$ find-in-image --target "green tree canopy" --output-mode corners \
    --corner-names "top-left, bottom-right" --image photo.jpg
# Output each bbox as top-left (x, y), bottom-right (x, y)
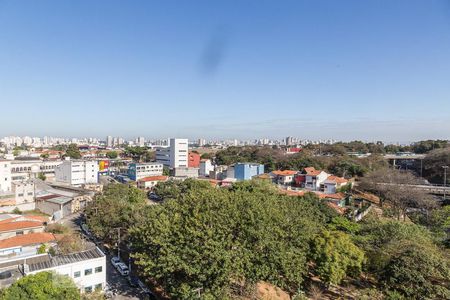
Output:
top-left (130, 180), bottom-right (332, 299)
top-left (65, 144), bottom-right (81, 159)
top-left (105, 150), bottom-right (118, 159)
top-left (311, 229), bottom-right (364, 285)
top-left (0, 271), bottom-right (80, 300)
top-left (85, 184), bottom-right (147, 245)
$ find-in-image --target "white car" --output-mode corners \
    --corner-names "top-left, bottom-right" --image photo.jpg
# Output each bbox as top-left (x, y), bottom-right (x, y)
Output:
top-left (110, 256), bottom-right (121, 268)
top-left (116, 263), bottom-right (129, 276)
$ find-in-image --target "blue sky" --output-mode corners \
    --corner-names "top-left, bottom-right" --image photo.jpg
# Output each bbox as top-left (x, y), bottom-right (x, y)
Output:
top-left (1, 0), bottom-right (450, 142)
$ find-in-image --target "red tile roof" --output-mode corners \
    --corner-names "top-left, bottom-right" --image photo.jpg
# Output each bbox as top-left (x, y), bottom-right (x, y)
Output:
top-left (0, 232), bottom-right (56, 249)
top-left (272, 170), bottom-right (297, 176)
top-left (304, 167), bottom-right (323, 176)
top-left (0, 221), bottom-right (45, 233)
top-left (326, 175), bottom-right (348, 184)
top-left (138, 176), bottom-right (168, 182)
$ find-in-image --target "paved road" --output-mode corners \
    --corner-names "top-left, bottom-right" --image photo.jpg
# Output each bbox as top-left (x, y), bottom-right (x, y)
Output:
top-left (57, 213), bottom-right (148, 299)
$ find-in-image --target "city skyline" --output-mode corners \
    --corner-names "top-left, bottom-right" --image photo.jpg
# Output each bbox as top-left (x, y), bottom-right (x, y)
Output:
top-left (1, 1), bottom-right (450, 140)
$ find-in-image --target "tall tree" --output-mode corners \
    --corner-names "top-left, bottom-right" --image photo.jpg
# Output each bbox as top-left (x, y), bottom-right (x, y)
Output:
top-left (0, 271), bottom-right (80, 300)
top-left (65, 144), bottom-right (81, 159)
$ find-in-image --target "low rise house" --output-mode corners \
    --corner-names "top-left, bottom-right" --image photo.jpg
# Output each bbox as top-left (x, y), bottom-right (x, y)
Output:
top-left (271, 170), bottom-right (297, 185)
top-left (0, 215), bottom-right (47, 240)
top-left (137, 175), bottom-right (168, 189)
top-left (0, 232), bottom-right (56, 258)
top-left (323, 175), bottom-right (349, 194)
top-left (303, 167), bottom-right (329, 191)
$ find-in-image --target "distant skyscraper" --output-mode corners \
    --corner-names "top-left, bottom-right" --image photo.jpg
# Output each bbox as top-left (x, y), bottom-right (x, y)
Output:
top-left (106, 136), bottom-right (113, 148)
top-left (137, 137), bottom-right (145, 147)
top-left (198, 138), bottom-right (206, 147)
top-left (286, 136), bottom-right (294, 146)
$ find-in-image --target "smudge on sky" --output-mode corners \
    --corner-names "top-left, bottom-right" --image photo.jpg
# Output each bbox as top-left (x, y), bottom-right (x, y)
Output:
top-left (199, 28), bottom-right (229, 76)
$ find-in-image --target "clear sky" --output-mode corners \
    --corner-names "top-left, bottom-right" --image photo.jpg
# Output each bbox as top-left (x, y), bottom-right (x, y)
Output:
top-left (1, 0), bottom-right (450, 142)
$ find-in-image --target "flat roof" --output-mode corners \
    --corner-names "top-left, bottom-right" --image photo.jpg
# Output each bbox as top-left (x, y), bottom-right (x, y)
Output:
top-left (27, 247), bottom-right (104, 272)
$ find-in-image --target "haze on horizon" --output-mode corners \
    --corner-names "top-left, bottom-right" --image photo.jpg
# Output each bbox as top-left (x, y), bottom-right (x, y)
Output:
top-left (1, 0), bottom-right (450, 141)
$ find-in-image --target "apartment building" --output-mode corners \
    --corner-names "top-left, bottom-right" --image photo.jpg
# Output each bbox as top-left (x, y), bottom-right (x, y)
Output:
top-left (128, 162), bottom-right (164, 181)
top-left (156, 138), bottom-right (189, 168)
top-left (55, 159), bottom-right (99, 186)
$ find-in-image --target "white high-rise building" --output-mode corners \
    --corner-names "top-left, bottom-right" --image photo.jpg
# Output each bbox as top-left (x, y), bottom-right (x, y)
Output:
top-left (170, 138), bottom-right (188, 168)
top-left (106, 136), bottom-right (113, 148)
top-left (55, 159), bottom-right (99, 186)
top-left (156, 138), bottom-right (188, 168)
top-left (137, 137), bottom-right (145, 147)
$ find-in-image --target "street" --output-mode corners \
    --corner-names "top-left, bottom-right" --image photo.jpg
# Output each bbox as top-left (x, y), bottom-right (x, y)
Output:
top-left (58, 213), bottom-right (149, 300)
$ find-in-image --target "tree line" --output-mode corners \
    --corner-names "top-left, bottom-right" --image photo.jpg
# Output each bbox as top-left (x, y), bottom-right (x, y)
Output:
top-left (84, 180), bottom-right (449, 299)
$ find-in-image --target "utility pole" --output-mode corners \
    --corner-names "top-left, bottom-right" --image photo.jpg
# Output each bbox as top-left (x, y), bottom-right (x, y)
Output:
top-left (443, 166), bottom-right (448, 201)
top-left (117, 227), bottom-right (121, 258)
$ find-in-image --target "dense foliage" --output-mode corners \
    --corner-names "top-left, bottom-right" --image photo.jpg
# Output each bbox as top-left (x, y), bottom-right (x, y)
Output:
top-left (85, 184), bottom-right (147, 245)
top-left (129, 180), bottom-right (360, 299)
top-left (0, 271), bottom-right (80, 300)
top-left (65, 143), bottom-right (81, 159)
top-left (356, 217), bottom-right (450, 299)
top-left (214, 146), bottom-right (387, 176)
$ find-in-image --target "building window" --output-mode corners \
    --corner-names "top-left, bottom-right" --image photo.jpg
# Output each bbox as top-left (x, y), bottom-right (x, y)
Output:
top-left (84, 268), bottom-right (92, 276)
top-left (74, 271), bottom-right (81, 278)
top-left (95, 266), bottom-right (102, 273)
top-left (84, 286), bottom-right (92, 293)
top-left (94, 283), bottom-right (102, 291)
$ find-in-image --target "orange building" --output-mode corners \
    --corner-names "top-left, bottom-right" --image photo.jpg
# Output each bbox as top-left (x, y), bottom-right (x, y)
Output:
top-left (188, 152), bottom-right (201, 168)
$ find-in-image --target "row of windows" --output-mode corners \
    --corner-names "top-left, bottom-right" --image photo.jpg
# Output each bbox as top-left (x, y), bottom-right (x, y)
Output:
top-left (74, 266), bottom-right (102, 278)
top-left (17, 192), bottom-right (33, 197)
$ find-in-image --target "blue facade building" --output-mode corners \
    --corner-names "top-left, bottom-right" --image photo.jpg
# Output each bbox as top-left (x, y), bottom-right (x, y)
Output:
top-left (234, 163), bottom-right (265, 181)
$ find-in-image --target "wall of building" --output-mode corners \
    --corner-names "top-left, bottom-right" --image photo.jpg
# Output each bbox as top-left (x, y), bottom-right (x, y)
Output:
top-left (199, 160), bottom-right (214, 177)
top-left (170, 138), bottom-right (189, 168)
top-left (128, 163), bottom-right (163, 181)
top-left (188, 152), bottom-right (201, 168)
top-left (0, 161), bottom-right (11, 192)
top-left (26, 254), bottom-right (106, 293)
top-left (173, 167), bottom-right (199, 178)
top-left (234, 163), bottom-right (265, 180)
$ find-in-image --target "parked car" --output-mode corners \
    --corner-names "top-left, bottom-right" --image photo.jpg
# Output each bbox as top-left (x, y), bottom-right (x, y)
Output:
top-left (148, 192), bottom-right (162, 201)
top-left (116, 262), bottom-right (129, 276)
top-left (127, 275), bottom-right (140, 288)
top-left (110, 256), bottom-right (121, 268)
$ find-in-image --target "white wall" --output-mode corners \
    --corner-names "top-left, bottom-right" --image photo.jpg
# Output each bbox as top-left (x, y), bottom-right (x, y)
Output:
top-left (170, 138), bottom-right (188, 168)
top-left (26, 253), bottom-right (106, 293)
top-left (55, 160), bottom-right (99, 185)
top-left (199, 160), bottom-right (214, 177)
top-left (0, 161), bottom-right (11, 192)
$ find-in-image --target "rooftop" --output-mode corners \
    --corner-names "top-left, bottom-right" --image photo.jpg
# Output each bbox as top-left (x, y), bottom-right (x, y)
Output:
top-left (26, 247), bottom-right (104, 272)
top-left (304, 167), bottom-right (323, 176)
top-left (325, 175), bottom-right (348, 184)
top-left (0, 221), bottom-right (44, 233)
top-left (272, 170), bottom-right (297, 176)
top-left (138, 175), bottom-right (169, 182)
top-left (0, 233), bottom-right (56, 250)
